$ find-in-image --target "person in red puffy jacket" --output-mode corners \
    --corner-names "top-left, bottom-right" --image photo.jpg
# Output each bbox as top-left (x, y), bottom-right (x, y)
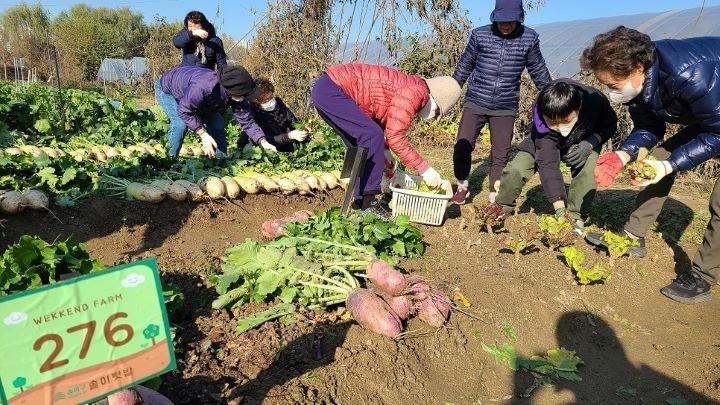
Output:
top-left (311, 63), bottom-right (462, 219)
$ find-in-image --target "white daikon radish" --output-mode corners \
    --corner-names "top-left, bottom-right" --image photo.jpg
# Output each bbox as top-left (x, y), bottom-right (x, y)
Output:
top-left (312, 171), bottom-right (328, 190)
top-left (0, 191), bottom-right (27, 214)
top-left (104, 146), bottom-right (119, 158)
top-left (271, 176), bottom-right (296, 195)
top-left (319, 172), bottom-right (339, 190)
top-left (120, 147), bottom-right (133, 158)
top-left (245, 172), bottom-right (279, 193)
top-left (126, 183), bottom-right (165, 203)
top-left (220, 176), bottom-right (241, 199)
top-left (23, 189), bottom-right (49, 210)
top-left (4, 147), bottom-right (22, 155)
top-left (20, 145), bottom-right (43, 156)
top-left (167, 181), bottom-right (189, 201)
top-left (198, 176), bottom-right (226, 199)
top-left (150, 179), bottom-right (173, 192)
top-left (233, 176), bottom-right (260, 194)
top-left (283, 173), bottom-right (311, 195)
top-left (40, 147), bottom-right (59, 159)
top-left (302, 172), bottom-right (321, 190)
top-left (174, 179), bottom-right (204, 202)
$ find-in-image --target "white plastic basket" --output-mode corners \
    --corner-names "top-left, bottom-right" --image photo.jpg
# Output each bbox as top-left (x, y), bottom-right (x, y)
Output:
top-left (389, 171), bottom-right (453, 226)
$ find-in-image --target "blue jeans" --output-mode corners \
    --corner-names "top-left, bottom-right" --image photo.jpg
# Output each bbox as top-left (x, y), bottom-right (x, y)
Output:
top-left (154, 79), bottom-right (228, 158)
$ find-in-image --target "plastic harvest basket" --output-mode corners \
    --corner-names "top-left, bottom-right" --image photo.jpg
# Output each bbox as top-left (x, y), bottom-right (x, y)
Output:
top-left (389, 171), bottom-right (453, 226)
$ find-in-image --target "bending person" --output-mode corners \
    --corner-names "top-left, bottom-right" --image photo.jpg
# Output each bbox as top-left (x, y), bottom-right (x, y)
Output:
top-left (311, 63), bottom-right (462, 220)
top-left (581, 26), bottom-right (720, 304)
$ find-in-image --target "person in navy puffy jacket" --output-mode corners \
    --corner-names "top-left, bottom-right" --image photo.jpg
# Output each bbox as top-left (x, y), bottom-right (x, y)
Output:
top-left (450, 0), bottom-right (551, 205)
top-left (581, 26), bottom-right (720, 304)
top-left (173, 11), bottom-right (227, 70)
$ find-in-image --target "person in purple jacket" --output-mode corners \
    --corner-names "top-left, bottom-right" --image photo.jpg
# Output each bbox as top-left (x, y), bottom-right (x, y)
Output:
top-left (155, 64), bottom-right (274, 158)
top-left (173, 11), bottom-right (227, 70)
top-left (488, 79), bottom-right (617, 232)
top-left (581, 26), bottom-right (720, 304)
top-left (451, 0), bottom-right (551, 205)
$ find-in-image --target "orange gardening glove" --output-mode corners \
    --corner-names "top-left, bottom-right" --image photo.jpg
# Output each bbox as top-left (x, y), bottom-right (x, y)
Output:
top-left (594, 151), bottom-right (627, 188)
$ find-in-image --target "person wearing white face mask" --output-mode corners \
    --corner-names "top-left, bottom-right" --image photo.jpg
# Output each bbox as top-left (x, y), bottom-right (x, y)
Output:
top-left (236, 77), bottom-right (311, 153)
top-left (581, 26), bottom-right (720, 304)
top-left (486, 79), bottom-right (617, 232)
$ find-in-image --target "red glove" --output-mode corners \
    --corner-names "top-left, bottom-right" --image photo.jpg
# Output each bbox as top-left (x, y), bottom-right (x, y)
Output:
top-left (594, 151), bottom-right (627, 188)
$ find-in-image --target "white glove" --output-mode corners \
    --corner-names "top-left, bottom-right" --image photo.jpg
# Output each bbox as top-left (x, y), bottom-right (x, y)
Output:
top-left (288, 129), bottom-right (309, 142)
top-left (199, 132), bottom-right (217, 158)
top-left (260, 139), bottom-right (278, 153)
top-left (420, 167), bottom-right (442, 188)
top-left (631, 159), bottom-right (673, 187)
top-left (191, 28), bottom-right (208, 39)
top-left (381, 173), bottom-right (395, 194)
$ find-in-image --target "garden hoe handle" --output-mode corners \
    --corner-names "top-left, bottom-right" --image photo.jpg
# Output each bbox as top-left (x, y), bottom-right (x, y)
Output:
top-left (341, 146), bottom-right (368, 217)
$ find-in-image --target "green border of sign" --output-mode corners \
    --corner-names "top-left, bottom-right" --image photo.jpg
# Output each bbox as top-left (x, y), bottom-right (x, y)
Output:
top-left (0, 258), bottom-right (176, 405)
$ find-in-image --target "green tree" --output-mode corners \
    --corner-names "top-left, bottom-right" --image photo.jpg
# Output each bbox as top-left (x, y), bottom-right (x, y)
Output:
top-left (51, 5), bottom-right (148, 83)
top-left (0, 4), bottom-right (52, 80)
top-left (144, 16), bottom-right (183, 80)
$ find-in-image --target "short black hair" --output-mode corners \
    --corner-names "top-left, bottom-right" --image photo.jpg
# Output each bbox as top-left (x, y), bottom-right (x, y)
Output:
top-left (537, 81), bottom-right (582, 120)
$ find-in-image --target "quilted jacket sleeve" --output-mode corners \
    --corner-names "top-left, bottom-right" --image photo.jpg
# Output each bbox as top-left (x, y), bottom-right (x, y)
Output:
top-left (525, 36), bottom-right (551, 90)
top-left (665, 62), bottom-right (720, 171)
top-left (452, 30), bottom-right (478, 88)
top-left (231, 101), bottom-right (267, 144)
top-left (385, 84), bottom-right (429, 171)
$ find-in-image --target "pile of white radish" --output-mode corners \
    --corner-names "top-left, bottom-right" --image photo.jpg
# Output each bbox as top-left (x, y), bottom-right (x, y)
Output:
top-left (0, 143), bottom-right (165, 163)
top-left (0, 189), bottom-right (50, 214)
top-left (1, 142), bottom-right (231, 163)
top-left (101, 170), bottom-right (347, 203)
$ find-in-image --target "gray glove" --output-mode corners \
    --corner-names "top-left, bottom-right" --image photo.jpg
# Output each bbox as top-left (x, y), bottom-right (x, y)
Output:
top-left (564, 138), bottom-right (597, 169)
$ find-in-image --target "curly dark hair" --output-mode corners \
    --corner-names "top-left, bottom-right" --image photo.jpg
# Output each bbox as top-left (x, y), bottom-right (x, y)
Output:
top-left (580, 26), bottom-right (656, 77)
top-left (253, 77), bottom-right (275, 95)
top-left (537, 81), bottom-right (583, 120)
top-left (184, 11), bottom-right (216, 36)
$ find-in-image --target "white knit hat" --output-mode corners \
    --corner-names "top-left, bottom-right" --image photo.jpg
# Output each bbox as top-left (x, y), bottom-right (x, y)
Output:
top-left (424, 76), bottom-right (462, 116)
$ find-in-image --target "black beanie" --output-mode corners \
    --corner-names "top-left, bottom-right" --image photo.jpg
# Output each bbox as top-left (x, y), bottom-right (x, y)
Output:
top-left (217, 65), bottom-right (259, 100)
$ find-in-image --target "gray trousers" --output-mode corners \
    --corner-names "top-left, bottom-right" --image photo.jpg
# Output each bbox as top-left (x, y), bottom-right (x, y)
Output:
top-left (495, 150), bottom-right (599, 218)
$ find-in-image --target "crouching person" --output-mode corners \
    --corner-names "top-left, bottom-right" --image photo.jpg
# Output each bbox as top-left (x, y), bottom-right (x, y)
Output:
top-left (488, 79), bottom-right (617, 231)
top-left (237, 77), bottom-right (310, 152)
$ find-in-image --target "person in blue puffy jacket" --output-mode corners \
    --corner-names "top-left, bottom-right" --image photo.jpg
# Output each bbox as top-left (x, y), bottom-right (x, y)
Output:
top-left (581, 26), bottom-right (720, 304)
top-left (451, 0), bottom-right (551, 205)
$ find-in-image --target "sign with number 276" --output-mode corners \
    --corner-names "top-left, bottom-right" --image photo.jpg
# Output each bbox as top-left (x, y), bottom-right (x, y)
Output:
top-left (0, 258), bottom-right (176, 404)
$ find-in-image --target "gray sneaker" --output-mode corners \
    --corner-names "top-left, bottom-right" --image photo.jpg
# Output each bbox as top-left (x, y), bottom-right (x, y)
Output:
top-left (585, 231), bottom-right (646, 258)
top-left (361, 200), bottom-right (393, 221)
top-left (660, 272), bottom-right (711, 304)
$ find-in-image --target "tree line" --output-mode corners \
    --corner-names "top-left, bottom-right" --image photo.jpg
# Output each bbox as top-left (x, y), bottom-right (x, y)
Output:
top-left (0, 4), bottom-right (245, 88)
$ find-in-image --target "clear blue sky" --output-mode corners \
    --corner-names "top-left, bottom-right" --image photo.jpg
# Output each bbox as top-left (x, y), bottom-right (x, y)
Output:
top-left (2, 0), bottom-right (718, 39)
